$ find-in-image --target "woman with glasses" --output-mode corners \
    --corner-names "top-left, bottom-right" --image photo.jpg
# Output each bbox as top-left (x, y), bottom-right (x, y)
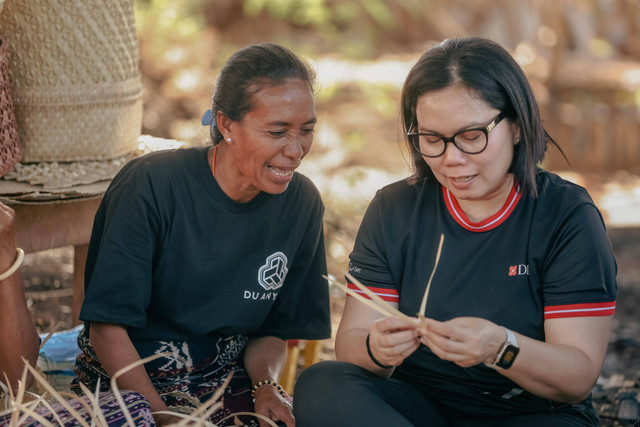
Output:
top-left (294, 37), bottom-right (616, 426)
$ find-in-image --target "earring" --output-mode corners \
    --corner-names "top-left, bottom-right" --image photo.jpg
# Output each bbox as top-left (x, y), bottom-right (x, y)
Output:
top-left (227, 138), bottom-right (231, 142)
top-left (515, 137), bottom-right (520, 144)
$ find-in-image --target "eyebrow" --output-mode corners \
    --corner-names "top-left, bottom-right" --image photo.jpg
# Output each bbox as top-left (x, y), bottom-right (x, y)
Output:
top-left (268, 117), bottom-right (318, 127)
top-left (418, 119), bottom-right (491, 134)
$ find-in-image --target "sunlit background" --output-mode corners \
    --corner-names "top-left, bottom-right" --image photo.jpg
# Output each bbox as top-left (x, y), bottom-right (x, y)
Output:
top-left (132, 0), bottom-right (640, 278)
top-left (1, 0), bottom-right (637, 409)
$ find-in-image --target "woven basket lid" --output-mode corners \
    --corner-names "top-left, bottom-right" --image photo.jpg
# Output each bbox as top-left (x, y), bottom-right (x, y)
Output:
top-left (0, 0), bottom-right (142, 162)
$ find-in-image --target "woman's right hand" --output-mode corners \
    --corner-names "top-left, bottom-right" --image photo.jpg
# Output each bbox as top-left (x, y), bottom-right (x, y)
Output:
top-left (368, 316), bottom-right (421, 368)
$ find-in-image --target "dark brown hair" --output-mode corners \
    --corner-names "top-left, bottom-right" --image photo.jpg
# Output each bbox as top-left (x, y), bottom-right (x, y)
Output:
top-left (208, 43), bottom-right (316, 145)
top-left (401, 37), bottom-right (563, 197)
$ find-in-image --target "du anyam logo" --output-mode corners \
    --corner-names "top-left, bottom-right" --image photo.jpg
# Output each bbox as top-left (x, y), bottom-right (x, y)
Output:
top-left (258, 251), bottom-right (288, 291)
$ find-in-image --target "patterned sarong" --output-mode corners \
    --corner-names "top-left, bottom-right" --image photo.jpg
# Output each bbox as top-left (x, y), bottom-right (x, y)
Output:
top-left (72, 327), bottom-right (258, 426)
top-left (0, 390), bottom-right (155, 426)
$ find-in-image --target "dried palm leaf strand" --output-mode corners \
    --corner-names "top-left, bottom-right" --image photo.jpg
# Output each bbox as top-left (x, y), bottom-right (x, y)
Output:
top-left (418, 234), bottom-right (445, 325)
top-left (111, 353), bottom-right (178, 426)
top-left (325, 275), bottom-right (420, 326)
top-left (29, 394), bottom-right (64, 426)
top-left (21, 360), bottom-right (91, 427)
top-left (76, 380), bottom-right (109, 426)
top-left (8, 404), bottom-right (55, 427)
top-left (38, 331), bottom-right (55, 350)
top-left (344, 272), bottom-right (407, 318)
top-left (324, 274), bottom-right (399, 318)
top-left (11, 365), bottom-right (31, 427)
top-left (175, 371), bottom-right (232, 426)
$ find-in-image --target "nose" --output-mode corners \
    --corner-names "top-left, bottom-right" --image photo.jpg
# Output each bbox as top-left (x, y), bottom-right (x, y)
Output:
top-left (283, 133), bottom-right (308, 160)
top-left (440, 141), bottom-right (467, 165)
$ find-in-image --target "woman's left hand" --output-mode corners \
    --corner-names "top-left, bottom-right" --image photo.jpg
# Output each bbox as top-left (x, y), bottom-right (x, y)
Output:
top-left (253, 385), bottom-right (295, 427)
top-left (418, 317), bottom-right (506, 367)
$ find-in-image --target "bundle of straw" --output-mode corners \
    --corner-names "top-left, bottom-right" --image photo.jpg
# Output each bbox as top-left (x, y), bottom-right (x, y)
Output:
top-left (0, 354), bottom-right (277, 426)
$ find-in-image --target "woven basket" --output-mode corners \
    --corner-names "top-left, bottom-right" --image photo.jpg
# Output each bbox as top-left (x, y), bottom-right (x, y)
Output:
top-left (0, 36), bottom-right (22, 176)
top-left (0, 0), bottom-right (142, 162)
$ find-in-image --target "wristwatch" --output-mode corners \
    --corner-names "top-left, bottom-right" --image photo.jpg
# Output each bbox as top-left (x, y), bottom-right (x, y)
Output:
top-left (487, 327), bottom-right (519, 369)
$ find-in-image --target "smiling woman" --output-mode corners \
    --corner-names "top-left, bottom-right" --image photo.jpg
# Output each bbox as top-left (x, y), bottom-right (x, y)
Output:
top-left (71, 43), bottom-right (331, 427)
top-left (215, 79), bottom-right (317, 202)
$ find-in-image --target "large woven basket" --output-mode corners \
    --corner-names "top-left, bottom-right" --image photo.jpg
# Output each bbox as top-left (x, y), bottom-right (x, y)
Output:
top-left (0, 0), bottom-right (142, 162)
top-left (0, 35), bottom-right (22, 176)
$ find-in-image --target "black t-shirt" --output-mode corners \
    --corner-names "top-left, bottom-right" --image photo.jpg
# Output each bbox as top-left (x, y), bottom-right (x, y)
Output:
top-left (348, 169), bottom-right (617, 417)
top-left (80, 146), bottom-right (331, 347)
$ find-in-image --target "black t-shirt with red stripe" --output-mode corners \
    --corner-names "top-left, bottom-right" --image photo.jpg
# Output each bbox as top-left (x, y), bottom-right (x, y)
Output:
top-left (347, 168), bottom-right (616, 417)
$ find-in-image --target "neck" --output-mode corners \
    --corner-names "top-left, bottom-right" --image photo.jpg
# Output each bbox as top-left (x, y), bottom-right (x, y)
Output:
top-left (456, 175), bottom-right (515, 222)
top-left (209, 144), bottom-right (259, 203)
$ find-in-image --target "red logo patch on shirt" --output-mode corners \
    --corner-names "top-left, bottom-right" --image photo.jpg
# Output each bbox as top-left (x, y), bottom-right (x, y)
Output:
top-left (508, 265), bottom-right (529, 277)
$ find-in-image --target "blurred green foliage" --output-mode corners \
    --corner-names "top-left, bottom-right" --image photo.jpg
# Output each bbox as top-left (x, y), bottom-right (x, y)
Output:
top-left (134, 0), bottom-right (207, 45)
top-left (243, 0), bottom-right (394, 29)
top-left (134, 0), bottom-right (423, 60)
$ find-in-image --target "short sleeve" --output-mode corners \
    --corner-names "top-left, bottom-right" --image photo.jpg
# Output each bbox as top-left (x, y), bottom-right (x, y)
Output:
top-left (79, 173), bottom-right (161, 328)
top-left (251, 196), bottom-right (331, 340)
top-left (542, 202), bottom-right (617, 319)
top-left (347, 191), bottom-right (400, 303)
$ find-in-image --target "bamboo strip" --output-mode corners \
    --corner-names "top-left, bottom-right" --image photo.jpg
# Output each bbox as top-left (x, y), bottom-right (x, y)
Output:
top-left (345, 272), bottom-right (413, 321)
top-left (324, 275), bottom-right (419, 326)
top-left (418, 234), bottom-right (445, 323)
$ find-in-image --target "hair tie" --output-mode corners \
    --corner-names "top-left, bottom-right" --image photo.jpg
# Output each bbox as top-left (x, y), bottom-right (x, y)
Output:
top-left (366, 333), bottom-right (393, 369)
top-left (201, 109), bottom-right (215, 127)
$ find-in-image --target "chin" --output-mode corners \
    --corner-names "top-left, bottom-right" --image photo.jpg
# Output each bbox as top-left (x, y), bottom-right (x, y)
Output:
top-left (264, 183), bottom-right (290, 195)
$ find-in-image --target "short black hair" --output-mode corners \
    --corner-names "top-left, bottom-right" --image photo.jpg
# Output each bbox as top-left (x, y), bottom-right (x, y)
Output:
top-left (400, 37), bottom-right (563, 197)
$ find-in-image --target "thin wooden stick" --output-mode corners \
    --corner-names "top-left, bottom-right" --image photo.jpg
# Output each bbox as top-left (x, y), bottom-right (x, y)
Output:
top-left (324, 275), bottom-right (419, 326)
top-left (324, 275), bottom-right (396, 318)
top-left (418, 233), bottom-right (445, 320)
top-left (344, 272), bottom-right (413, 321)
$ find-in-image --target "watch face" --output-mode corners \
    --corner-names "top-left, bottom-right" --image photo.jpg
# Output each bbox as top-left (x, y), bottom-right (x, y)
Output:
top-left (496, 344), bottom-right (520, 369)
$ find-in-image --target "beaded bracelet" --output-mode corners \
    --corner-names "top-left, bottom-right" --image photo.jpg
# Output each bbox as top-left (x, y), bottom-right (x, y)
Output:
top-left (251, 379), bottom-right (287, 400)
top-left (0, 248), bottom-right (24, 282)
top-left (366, 333), bottom-right (393, 369)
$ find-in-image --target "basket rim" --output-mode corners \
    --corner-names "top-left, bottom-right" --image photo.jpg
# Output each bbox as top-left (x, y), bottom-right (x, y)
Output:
top-left (11, 78), bottom-right (142, 106)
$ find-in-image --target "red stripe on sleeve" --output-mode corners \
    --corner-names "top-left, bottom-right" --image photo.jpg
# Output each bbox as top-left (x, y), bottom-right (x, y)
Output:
top-left (347, 282), bottom-right (400, 303)
top-left (544, 301), bottom-right (616, 319)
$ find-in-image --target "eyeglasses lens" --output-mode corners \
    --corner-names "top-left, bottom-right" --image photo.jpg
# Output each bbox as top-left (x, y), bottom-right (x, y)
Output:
top-left (411, 130), bottom-right (487, 157)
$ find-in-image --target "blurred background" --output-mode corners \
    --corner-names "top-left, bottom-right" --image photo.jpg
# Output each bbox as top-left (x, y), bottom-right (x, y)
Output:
top-left (130, 0), bottom-right (640, 261)
top-left (130, 0), bottom-right (640, 364)
top-left (22, 0), bottom-right (640, 400)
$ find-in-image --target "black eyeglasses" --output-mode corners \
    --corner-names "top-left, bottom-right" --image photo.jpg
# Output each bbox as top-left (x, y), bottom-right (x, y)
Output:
top-left (407, 112), bottom-right (506, 158)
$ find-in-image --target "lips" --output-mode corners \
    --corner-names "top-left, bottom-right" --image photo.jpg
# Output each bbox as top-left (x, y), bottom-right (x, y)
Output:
top-left (268, 166), bottom-right (294, 177)
top-left (447, 173), bottom-right (477, 190)
top-left (452, 175), bottom-right (475, 183)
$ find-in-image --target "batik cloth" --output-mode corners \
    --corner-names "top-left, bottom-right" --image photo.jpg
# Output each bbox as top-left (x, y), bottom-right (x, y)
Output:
top-left (0, 390), bottom-right (154, 426)
top-left (72, 327), bottom-right (258, 426)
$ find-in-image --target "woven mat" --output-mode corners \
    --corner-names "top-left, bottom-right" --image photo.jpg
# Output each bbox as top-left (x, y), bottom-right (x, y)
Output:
top-left (0, 135), bottom-right (189, 203)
